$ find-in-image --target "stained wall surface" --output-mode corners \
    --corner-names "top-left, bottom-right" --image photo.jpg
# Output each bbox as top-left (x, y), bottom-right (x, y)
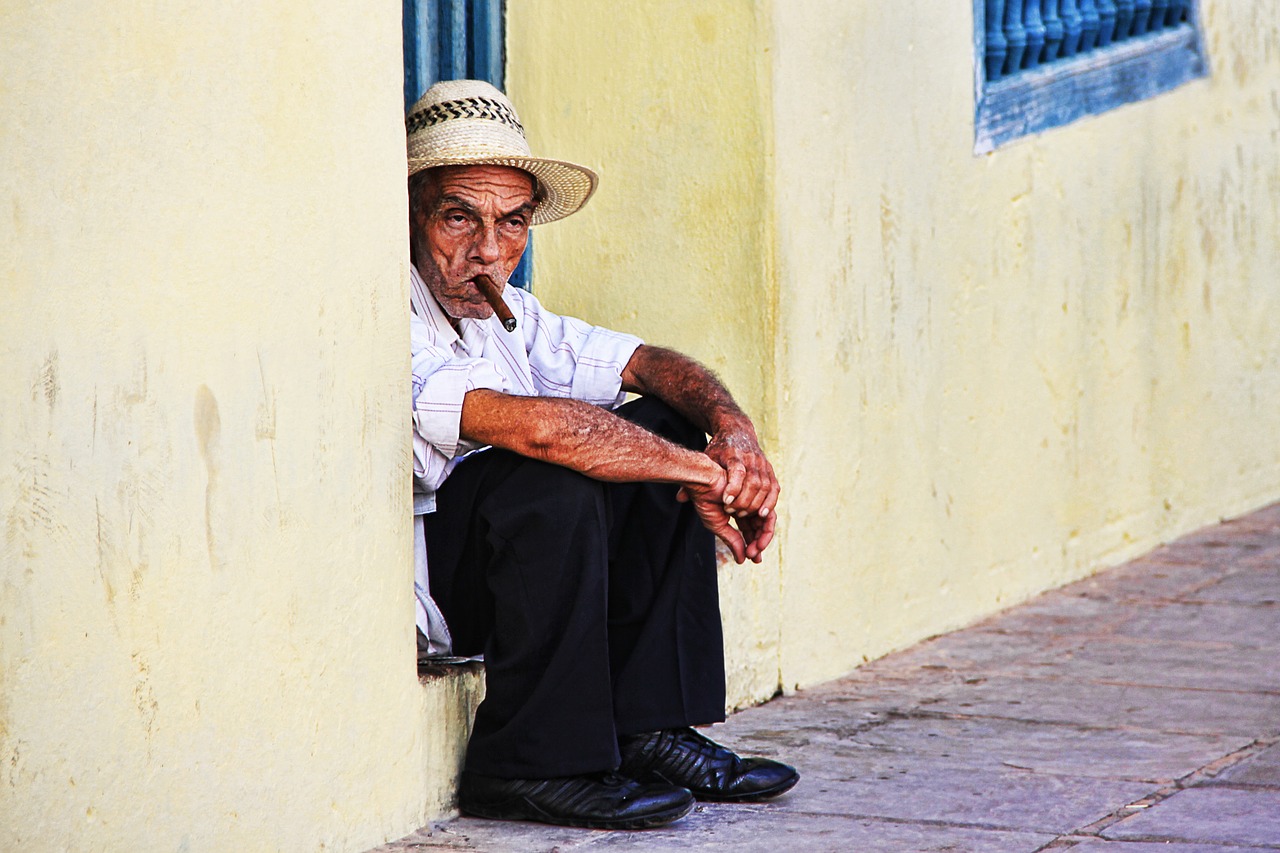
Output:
top-left (4, 0), bottom-right (1280, 849)
top-left (768, 0), bottom-right (1280, 687)
top-left (509, 0), bottom-right (1280, 696)
top-left (507, 0), bottom-right (785, 708)
top-left (0, 3), bottom-right (431, 850)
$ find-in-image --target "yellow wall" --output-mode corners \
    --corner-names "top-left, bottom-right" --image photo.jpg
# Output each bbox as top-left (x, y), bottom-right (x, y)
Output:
top-left (0, 3), bottom-right (431, 850)
top-left (510, 0), bottom-right (1280, 696)
top-left (769, 0), bottom-right (1280, 687)
top-left (507, 0), bottom-right (784, 708)
top-left (5, 0), bottom-right (1279, 847)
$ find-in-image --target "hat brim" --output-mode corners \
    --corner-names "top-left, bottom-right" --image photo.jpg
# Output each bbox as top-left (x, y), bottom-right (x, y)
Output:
top-left (407, 154), bottom-right (598, 226)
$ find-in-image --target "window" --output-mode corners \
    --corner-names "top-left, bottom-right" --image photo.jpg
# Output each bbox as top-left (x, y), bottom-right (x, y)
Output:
top-left (974, 0), bottom-right (1209, 152)
top-left (402, 0), bottom-right (531, 289)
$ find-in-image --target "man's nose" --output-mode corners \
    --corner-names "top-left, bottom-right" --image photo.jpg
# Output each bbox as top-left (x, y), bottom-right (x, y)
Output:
top-left (470, 222), bottom-right (501, 265)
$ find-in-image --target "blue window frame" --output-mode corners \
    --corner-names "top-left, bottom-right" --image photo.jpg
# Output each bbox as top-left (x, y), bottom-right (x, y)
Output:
top-left (403, 0), bottom-right (532, 289)
top-left (974, 0), bottom-right (1209, 152)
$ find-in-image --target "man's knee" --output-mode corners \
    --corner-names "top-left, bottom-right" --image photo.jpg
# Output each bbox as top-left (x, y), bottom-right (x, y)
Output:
top-left (480, 454), bottom-right (608, 535)
top-left (523, 458), bottom-right (606, 510)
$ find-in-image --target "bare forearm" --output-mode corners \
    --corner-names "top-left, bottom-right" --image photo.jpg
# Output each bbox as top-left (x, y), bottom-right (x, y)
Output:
top-left (459, 389), bottom-right (721, 488)
top-left (459, 385), bottom-right (769, 566)
top-left (620, 345), bottom-right (753, 438)
top-left (621, 344), bottom-right (778, 548)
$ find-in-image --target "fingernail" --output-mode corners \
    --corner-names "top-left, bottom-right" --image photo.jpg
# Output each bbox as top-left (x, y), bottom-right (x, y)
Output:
top-left (725, 495), bottom-right (735, 504)
top-left (759, 507), bottom-right (769, 517)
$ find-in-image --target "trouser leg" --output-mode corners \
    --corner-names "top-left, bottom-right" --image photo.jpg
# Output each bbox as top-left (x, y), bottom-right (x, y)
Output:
top-left (424, 398), bottom-right (725, 778)
top-left (426, 452), bottom-right (619, 778)
top-left (606, 398), bottom-right (726, 735)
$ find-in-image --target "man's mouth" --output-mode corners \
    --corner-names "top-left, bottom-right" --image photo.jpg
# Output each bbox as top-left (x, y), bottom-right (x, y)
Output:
top-left (464, 272), bottom-right (506, 298)
top-left (472, 274), bottom-right (518, 332)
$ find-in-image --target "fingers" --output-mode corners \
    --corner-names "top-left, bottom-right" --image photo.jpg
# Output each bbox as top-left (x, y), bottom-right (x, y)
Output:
top-left (714, 524), bottom-right (747, 565)
top-left (728, 463), bottom-right (758, 514)
top-left (757, 478), bottom-right (781, 520)
top-left (740, 511), bottom-right (776, 563)
top-left (707, 447), bottom-right (778, 518)
top-left (728, 458), bottom-right (778, 520)
top-left (722, 462), bottom-right (746, 510)
top-left (732, 461), bottom-right (770, 516)
top-left (688, 440), bottom-right (776, 565)
top-left (691, 495), bottom-right (747, 564)
top-left (689, 491), bottom-right (774, 566)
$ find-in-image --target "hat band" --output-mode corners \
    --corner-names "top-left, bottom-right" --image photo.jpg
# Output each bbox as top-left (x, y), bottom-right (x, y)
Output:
top-left (407, 96), bottom-right (526, 138)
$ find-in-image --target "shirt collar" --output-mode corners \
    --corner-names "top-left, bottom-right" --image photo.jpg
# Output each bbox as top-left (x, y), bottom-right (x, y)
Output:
top-left (409, 263), bottom-right (494, 352)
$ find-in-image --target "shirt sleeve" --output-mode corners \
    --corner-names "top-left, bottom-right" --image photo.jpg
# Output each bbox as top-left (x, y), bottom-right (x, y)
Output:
top-left (410, 312), bottom-right (509, 492)
top-left (510, 287), bottom-right (643, 409)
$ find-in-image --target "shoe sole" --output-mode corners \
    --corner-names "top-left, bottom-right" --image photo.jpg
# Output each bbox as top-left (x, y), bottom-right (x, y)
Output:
top-left (461, 795), bottom-right (695, 830)
top-left (690, 772), bottom-right (800, 803)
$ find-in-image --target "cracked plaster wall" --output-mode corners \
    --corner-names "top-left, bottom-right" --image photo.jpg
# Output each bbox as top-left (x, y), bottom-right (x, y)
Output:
top-left (3, 1), bottom-right (1279, 848)
top-left (509, 0), bottom-right (1280, 698)
top-left (0, 2), bottom-right (430, 851)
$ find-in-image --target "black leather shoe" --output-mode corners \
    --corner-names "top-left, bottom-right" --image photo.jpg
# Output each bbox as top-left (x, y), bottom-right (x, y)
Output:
top-left (619, 727), bottom-right (799, 803)
top-left (458, 769), bottom-right (694, 829)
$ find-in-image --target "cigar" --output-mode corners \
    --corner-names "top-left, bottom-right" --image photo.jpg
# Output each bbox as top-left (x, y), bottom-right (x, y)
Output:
top-left (474, 274), bottom-right (517, 332)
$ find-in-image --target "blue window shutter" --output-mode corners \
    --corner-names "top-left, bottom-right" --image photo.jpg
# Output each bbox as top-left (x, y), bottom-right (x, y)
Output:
top-left (469, 0), bottom-right (505, 90)
top-left (402, 0), bottom-right (531, 290)
top-left (975, 0), bottom-right (1208, 151)
top-left (404, 0), bottom-right (504, 108)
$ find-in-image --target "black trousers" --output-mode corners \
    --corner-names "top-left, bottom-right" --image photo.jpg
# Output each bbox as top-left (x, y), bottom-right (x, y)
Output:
top-left (424, 397), bottom-right (727, 779)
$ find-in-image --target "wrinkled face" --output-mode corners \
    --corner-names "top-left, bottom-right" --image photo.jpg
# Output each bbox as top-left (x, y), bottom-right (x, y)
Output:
top-left (409, 164), bottom-right (537, 322)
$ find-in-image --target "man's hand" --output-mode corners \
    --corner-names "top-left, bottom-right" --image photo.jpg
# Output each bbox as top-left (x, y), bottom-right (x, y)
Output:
top-left (705, 418), bottom-right (780, 520)
top-left (678, 465), bottom-right (776, 565)
top-left (734, 509), bottom-right (776, 565)
top-left (704, 420), bottom-right (778, 564)
top-left (678, 467), bottom-right (751, 565)
top-left (622, 344), bottom-right (781, 565)
top-left (461, 388), bottom-right (767, 563)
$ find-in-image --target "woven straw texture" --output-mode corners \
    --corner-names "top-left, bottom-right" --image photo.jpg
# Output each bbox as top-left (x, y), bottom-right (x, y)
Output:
top-left (406, 80), bottom-right (597, 225)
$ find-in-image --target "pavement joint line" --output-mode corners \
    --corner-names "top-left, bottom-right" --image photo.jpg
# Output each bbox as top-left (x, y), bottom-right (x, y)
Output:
top-left (766, 806), bottom-right (1063, 836)
top-left (1094, 834), bottom-right (1280, 850)
top-left (821, 705), bottom-right (1277, 740)
top-left (1035, 735), bottom-right (1280, 848)
top-left (1034, 835), bottom-right (1095, 851)
top-left (902, 709), bottom-right (1269, 740)
top-left (1177, 601), bottom-right (1280, 609)
top-left (1206, 780), bottom-right (1280, 790)
top-left (963, 633), bottom-right (1262, 648)
top-left (953, 675), bottom-right (1280, 697)
top-left (1177, 734), bottom-right (1280, 786)
top-left (903, 667), bottom-right (1280, 692)
top-left (909, 672), bottom-right (1279, 699)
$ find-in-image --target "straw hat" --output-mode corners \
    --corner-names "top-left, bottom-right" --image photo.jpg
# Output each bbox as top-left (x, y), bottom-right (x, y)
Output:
top-left (406, 79), bottom-right (598, 225)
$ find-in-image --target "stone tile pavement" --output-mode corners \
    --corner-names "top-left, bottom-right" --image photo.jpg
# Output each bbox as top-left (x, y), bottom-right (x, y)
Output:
top-left (369, 504), bottom-right (1280, 852)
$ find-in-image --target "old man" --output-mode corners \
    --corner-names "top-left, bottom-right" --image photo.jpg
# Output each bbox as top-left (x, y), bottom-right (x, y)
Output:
top-left (408, 80), bottom-right (797, 830)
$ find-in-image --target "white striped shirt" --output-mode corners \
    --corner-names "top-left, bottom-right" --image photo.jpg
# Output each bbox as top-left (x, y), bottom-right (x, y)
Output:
top-left (409, 264), bottom-right (642, 652)
top-left (410, 264), bottom-right (643, 509)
